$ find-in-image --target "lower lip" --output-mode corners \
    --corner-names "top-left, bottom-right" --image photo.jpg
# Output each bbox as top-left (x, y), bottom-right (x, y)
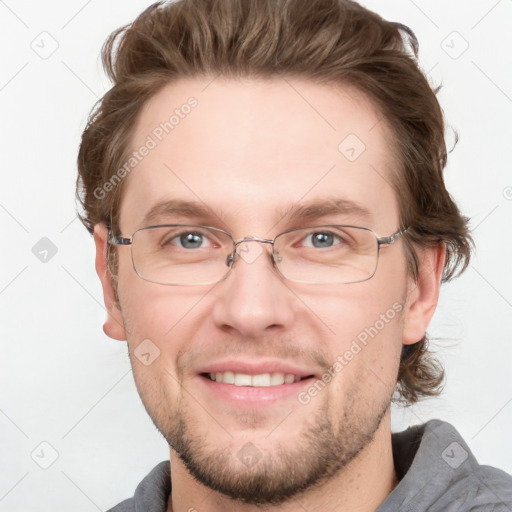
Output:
top-left (198, 374), bottom-right (316, 406)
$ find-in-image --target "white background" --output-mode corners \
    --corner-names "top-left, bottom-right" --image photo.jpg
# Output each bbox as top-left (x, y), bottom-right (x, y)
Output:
top-left (1, 0), bottom-right (511, 510)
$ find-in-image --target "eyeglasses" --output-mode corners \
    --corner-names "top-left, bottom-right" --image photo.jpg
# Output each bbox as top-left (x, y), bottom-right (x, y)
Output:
top-left (108, 224), bottom-right (408, 286)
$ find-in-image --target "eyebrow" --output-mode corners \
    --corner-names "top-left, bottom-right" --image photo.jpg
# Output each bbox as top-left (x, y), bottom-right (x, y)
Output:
top-left (140, 197), bottom-right (372, 230)
top-left (276, 198), bottom-right (372, 225)
top-left (141, 199), bottom-right (218, 227)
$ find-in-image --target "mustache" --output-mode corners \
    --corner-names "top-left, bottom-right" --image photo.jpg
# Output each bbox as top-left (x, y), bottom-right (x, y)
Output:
top-left (176, 337), bottom-right (330, 371)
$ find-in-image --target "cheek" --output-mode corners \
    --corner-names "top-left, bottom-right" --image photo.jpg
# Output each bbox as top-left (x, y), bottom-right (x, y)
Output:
top-left (118, 282), bottom-right (202, 416)
top-left (117, 268), bottom-right (215, 361)
top-left (304, 274), bottom-right (406, 344)
top-left (304, 273), bottom-right (406, 392)
top-left (324, 295), bottom-right (403, 378)
top-left (319, 301), bottom-right (403, 423)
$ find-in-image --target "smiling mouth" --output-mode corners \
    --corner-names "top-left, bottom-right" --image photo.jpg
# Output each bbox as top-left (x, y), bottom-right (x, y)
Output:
top-left (202, 372), bottom-right (315, 387)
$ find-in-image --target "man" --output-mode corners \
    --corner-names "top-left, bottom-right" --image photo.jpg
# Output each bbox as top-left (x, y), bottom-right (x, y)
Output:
top-left (76, 0), bottom-right (512, 510)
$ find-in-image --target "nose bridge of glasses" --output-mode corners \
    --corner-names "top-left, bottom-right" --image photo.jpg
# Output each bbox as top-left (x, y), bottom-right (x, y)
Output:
top-left (226, 236), bottom-right (275, 267)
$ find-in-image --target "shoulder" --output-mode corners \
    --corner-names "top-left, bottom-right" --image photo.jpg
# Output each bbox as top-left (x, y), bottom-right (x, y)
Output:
top-left (463, 464), bottom-right (512, 509)
top-left (427, 420), bottom-right (512, 508)
top-left (383, 419), bottom-right (512, 512)
top-left (106, 497), bottom-right (134, 512)
top-left (105, 461), bottom-right (171, 512)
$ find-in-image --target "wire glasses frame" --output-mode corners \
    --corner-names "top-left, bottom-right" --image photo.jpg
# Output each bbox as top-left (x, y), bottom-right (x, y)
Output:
top-left (108, 224), bottom-right (408, 286)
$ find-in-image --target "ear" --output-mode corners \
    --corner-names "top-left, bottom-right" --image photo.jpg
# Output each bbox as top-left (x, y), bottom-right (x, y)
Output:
top-left (402, 243), bottom-right (446, 345)
top-left (93, 224), bottom-right (127, 341)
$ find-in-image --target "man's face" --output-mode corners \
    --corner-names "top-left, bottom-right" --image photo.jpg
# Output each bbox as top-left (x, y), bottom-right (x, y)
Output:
top-left (106, 77), bottom-right (412, 503)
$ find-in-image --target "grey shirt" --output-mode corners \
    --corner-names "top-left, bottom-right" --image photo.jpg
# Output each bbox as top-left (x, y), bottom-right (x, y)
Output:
top-left (107, 419), bottom-right (512, 512)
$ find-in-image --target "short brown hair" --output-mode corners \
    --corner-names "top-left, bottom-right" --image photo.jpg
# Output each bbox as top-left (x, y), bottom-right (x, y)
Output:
top-left (76, 0), bottom-right (473, 405)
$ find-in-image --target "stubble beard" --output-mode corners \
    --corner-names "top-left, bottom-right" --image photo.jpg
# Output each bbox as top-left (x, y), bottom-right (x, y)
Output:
top-left (157, 385), bottom-right (392, 505)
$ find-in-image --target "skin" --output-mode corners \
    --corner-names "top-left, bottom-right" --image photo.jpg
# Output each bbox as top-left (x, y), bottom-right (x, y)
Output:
top-left (94, 77), bottom-right (445, 512)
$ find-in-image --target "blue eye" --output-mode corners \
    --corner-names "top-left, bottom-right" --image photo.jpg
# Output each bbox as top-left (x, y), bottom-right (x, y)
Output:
top-left (172, 232), bottom-right (210, 249)
top-left (303, 231), bottom-right (341, 248)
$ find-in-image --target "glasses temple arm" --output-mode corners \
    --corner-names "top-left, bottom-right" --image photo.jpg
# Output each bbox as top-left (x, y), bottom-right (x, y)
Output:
top-left (377, 227), bottom-right (409, 246)
top-left (107, 231), bottom-right (132, 246)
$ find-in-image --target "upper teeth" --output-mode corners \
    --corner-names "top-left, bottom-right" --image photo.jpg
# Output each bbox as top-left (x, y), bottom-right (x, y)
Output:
top-left (209, 372), bottom-right (301, 387)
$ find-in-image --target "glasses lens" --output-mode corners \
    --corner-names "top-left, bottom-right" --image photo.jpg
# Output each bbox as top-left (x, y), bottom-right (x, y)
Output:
top-left (274, 226), bottom-right (378, 284)
top-left (131, 225), bottom-right (234, 285)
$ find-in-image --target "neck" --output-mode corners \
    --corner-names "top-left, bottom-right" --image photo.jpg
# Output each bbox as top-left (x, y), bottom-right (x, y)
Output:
top-left (166, 410), bottom-right (398, 512)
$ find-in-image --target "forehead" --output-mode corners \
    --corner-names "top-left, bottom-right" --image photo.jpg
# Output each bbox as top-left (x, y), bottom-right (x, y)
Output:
top-left (120, 77), bottom-right (400, 234)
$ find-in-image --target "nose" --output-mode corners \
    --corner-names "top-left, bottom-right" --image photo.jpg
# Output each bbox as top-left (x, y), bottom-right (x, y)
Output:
top-left (211, 240), bottom-right (296, 338)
